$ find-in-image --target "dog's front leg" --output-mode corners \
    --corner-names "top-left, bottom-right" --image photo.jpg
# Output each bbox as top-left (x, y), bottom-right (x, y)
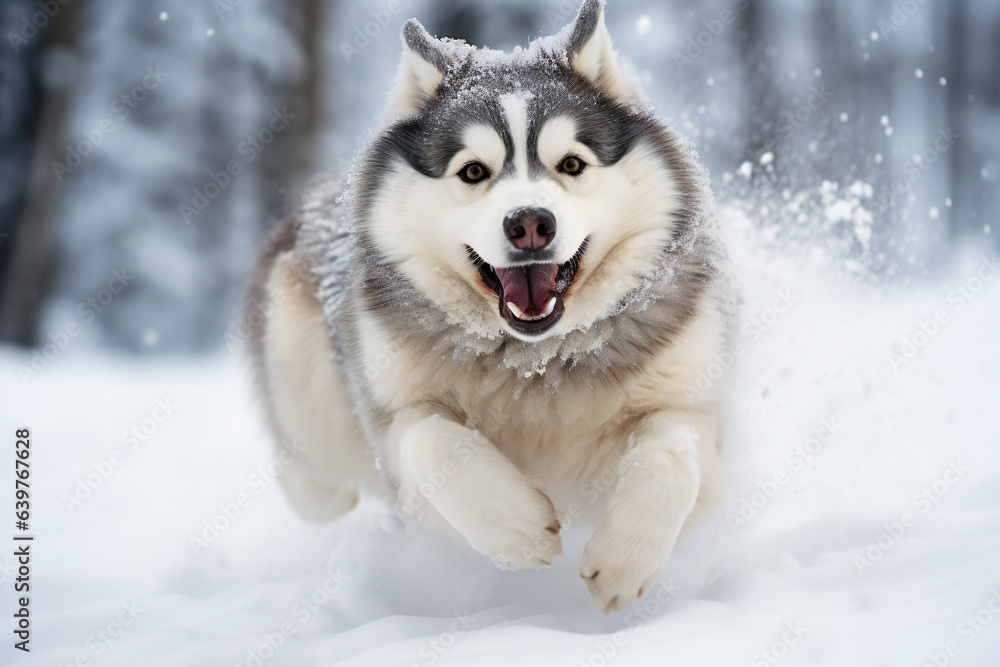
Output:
top-left (385, 410), bottom-right (562, 569)
top-left (580, 411), bottom-right (703, 613)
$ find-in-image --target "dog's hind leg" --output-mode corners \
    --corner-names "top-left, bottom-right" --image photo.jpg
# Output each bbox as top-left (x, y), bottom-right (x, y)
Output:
top-left (251, 232), bottom-right (377, 522)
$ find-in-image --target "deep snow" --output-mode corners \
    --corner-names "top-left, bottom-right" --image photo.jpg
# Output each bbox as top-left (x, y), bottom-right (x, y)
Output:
top-left (3, 219), bottom-right (1000, 667)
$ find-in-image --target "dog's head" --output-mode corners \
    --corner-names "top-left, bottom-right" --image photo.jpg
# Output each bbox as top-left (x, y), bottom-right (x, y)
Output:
top-left (353, 0), bottom-right (693, 342)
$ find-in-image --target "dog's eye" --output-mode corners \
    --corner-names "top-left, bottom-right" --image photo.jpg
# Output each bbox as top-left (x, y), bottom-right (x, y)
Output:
top-left (458, 162), bottom-right (490, 184)
top-left (558, 156), bottom-right (586, 176)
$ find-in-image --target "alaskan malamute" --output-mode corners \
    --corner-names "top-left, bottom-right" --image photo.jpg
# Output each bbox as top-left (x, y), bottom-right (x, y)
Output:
top-left (250, 0), bottom-right (730, 613)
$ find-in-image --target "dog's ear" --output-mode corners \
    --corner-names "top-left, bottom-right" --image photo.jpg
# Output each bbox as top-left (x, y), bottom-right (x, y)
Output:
top-left (565, 0), bottom-right (635, 102)
top-left (387, 19), bottom-right (449, 118)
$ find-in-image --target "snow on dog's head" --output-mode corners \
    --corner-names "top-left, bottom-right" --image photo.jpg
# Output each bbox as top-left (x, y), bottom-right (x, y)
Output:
top-left (349, 0), bottom-right (697, 342)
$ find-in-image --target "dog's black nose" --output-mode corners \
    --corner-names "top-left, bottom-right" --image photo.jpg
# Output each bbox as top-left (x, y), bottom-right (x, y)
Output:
top-left (503, 207), bottom-right (557, 251)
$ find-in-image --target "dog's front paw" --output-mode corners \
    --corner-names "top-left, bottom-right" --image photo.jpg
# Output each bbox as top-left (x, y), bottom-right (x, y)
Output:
top-left (471, 486), bottom-right (563, 570)
top-left (397, 415), bottom-right (563, 569)
top-left (580, 522), bottom-right (666, 614)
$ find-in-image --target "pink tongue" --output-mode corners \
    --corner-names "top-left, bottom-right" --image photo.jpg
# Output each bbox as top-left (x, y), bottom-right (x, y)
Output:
top-left (494, 264), bottom-right (558, 316)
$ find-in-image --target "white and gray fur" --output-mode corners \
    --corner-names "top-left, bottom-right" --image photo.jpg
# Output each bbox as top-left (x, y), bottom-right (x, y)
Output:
top-left (250, 0), bottom-right (732, 614)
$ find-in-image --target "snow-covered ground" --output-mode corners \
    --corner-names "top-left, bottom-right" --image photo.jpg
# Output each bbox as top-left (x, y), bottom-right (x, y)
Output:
top-left (3, 219), bottom-right (1000, 666)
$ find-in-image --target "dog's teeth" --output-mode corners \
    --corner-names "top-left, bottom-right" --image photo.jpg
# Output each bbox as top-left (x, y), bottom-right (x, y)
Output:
top-left (508, 298), bottom-right (557, 322)
top-left (507, 302), bottom-right (525, 320)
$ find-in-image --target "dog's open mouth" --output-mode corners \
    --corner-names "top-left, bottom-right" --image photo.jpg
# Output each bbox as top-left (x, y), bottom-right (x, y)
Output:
top-left (467, 239), bottom-right (588, 335)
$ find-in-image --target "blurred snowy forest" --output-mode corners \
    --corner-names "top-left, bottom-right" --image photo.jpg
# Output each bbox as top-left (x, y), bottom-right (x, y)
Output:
top-left (0, 0), bottom-right (997, 353)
